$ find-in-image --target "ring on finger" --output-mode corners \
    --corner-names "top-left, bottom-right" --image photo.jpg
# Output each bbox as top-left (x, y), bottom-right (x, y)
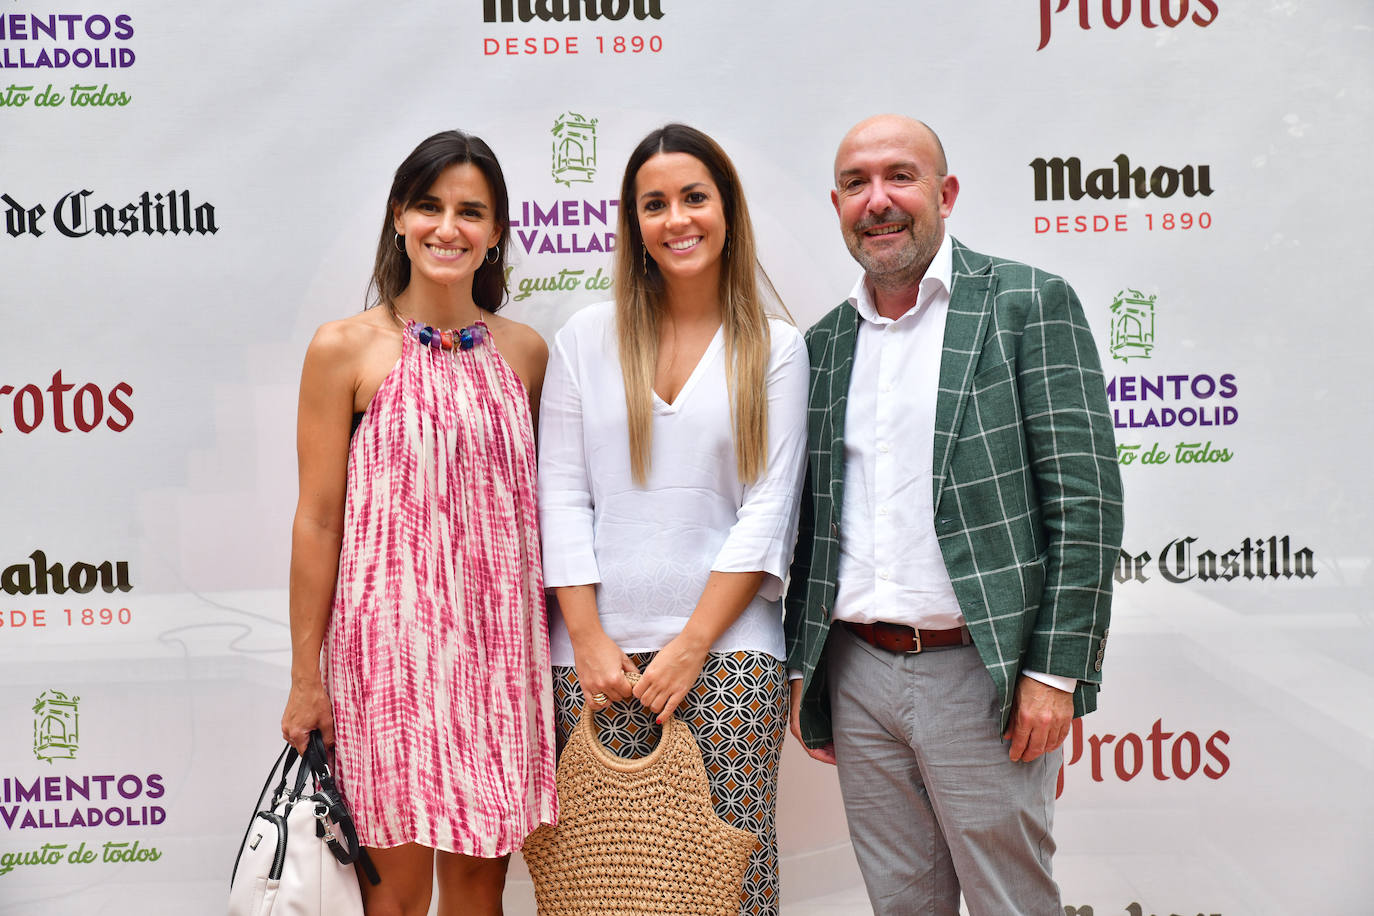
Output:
top-left (591, 692), bottom-right (608, 705)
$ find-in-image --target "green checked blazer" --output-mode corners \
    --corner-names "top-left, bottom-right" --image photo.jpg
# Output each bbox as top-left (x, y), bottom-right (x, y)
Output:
top-left (783, 238), bottom-right (1125, 748)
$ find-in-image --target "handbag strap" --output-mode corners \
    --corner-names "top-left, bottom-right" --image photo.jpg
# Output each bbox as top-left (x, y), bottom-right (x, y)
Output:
top-left (302, 730), bottom-right (381, 886)
top-left (303, 731), bottom-right (341, 801)
top-left (232, 732), bottom-right (381, 888)
top-left (230, 740), bottom-right (293, 887)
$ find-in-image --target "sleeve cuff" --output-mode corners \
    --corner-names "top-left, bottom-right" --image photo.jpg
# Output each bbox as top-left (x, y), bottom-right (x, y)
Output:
top-left (1022, 669), bottom-right (1077, 694)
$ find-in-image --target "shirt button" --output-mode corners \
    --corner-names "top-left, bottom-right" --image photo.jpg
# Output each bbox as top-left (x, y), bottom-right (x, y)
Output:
top-left (878, 442), bottom-right (890, 453)
top-left (878, 505), bottom-right (889, 516)
top-left (880, 569), bottom-right (890, 580)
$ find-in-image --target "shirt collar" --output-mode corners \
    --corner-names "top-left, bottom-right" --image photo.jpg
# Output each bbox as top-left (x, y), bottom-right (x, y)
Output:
top-left (846, 231), bottom-right (953, 325)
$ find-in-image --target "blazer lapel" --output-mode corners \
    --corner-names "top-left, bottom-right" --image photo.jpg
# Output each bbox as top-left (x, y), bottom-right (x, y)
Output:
top-left (823, 305), bottom-right (861, 511)
top-left (932, 240), bottom-right (996, 513)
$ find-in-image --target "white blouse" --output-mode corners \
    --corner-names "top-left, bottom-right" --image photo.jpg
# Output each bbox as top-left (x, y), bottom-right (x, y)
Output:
top-left (538, 301), bottom-right (809, 666)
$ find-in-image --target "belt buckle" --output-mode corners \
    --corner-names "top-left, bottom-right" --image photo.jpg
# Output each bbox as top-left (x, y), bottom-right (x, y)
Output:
top-left (905, 628), bottom-right (922, 654)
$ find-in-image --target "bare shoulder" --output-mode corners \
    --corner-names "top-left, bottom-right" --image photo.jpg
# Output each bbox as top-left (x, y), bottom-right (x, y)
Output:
top-left (302, 309), bottom-right (402, 412)
top-left (487, 313), bottom-right (550, 369)
top-left (307, 309), bottom-right (393, 360)
top-left (488, 312), bottom-right (548, 356)
top-left (485, 312), bottom-right (549, 402)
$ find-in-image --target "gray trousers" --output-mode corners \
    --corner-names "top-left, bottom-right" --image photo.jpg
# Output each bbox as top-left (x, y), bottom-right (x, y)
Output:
top-left (828, 624), bottom-right (1063, 916)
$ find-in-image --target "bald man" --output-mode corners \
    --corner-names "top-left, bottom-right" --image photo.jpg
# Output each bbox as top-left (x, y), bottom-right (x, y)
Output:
top-left (783, 116), bottom-right (1123, 915)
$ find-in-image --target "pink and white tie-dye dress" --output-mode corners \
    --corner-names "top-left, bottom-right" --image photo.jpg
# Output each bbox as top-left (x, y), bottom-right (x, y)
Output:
top-left (324, 321), bottom-right (557, 857)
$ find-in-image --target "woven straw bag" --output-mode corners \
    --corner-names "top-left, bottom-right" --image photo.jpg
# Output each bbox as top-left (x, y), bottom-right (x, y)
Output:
top-left (522, 682), bottom-right (760, 915)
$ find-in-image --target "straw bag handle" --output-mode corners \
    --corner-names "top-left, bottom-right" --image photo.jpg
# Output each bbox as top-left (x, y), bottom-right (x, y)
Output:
top-left (578, 671), bottom-right (685, 772)
top-left (583, 670), bottom-right (670, 717)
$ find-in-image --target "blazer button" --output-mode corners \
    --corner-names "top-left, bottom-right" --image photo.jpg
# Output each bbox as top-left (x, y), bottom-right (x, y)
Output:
top-left (1094, 659), bottom-right (1103, 672)
top-left (830, 521), bottom-right (839, 537)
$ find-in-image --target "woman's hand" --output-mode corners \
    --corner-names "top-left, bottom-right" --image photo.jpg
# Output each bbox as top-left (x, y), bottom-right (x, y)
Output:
top-left (281, 675), bottom-right (334, 753)
top-left (570, 630), bottom-right (639, 710)
top-left (634, 632), bottom-right (709, 723)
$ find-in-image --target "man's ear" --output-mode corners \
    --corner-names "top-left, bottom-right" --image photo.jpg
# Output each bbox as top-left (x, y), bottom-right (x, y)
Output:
top-left (938, 174), bottom-right (960, 219)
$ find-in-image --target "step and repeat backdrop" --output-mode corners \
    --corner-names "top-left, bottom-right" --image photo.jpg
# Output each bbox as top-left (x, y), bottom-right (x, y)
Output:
top-left (2, 1), bottom-right (1371, 914)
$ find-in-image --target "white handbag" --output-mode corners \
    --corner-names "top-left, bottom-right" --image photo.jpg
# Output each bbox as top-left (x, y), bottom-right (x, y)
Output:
top-left (228, 731), bottom-right (380, 916)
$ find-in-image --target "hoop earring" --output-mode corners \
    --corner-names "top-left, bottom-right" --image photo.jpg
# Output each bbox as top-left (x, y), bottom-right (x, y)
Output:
top-left (485, 246), bottom-right (499, 265)
top-left (394, 232), bottom-right (405, 254)
top-left (641, 244), bottom-right (649, 275)
top-left (724, 231), bottom-right (732, 262)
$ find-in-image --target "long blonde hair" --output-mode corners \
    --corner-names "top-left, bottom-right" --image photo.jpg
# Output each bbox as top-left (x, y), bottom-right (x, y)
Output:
top-left (614, 124), bottom-right (783, 486)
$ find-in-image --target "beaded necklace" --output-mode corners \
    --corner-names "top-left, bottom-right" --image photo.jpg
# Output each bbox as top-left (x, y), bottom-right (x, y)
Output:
top-left (405, 320), bottom-right (490, 352)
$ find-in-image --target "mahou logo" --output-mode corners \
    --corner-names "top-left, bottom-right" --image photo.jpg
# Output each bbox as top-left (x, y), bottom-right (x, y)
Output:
top-left (1038, 0), bottom-right (1218, 50)
top-left (484, 0), bottom-right (663, 22)
top-left (1, 550), bottom-right (134, 597)
top-left (1031, 155), bottom-right (1213, 202)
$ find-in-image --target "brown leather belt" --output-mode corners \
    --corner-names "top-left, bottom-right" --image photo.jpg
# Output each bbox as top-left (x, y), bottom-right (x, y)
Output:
top-left (844, 621), bottom-right (972, 654)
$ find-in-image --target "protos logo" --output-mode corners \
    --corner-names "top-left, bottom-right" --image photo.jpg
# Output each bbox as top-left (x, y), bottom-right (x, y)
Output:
top-left (0, 371), bottom-right (133, 434)
top-left (1060, 716), bottom-right (1230, 792)
top-left (1038, 0), bottom-right (1218, 50)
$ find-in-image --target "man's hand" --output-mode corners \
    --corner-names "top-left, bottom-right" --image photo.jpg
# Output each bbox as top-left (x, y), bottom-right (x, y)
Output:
top-left (789, 677), bottom-right (837, 765)
top-left (1003, 675), bottom-right (1074, 762)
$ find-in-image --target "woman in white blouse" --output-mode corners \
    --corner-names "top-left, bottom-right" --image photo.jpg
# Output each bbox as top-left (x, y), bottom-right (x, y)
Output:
top-left (537, 124), bottom-right (808, 915)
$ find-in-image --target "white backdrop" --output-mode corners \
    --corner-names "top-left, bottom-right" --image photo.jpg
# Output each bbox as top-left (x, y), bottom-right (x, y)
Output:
top-left (2, 1), bottom-right (1371, 913)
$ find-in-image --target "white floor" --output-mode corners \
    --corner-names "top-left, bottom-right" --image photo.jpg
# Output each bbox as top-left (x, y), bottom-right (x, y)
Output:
top-left (500, 867), bottom-right (880, 915)
top-left (778, 885), bottom-right (875, 915)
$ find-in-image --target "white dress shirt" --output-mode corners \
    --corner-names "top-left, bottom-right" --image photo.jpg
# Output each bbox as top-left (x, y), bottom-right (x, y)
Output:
top-left (833, 234), bottom-right (1074, 693)
top-left (833, 233), bottom-right (961, 629)
top-left (538, 301), bottom-right (810, 666)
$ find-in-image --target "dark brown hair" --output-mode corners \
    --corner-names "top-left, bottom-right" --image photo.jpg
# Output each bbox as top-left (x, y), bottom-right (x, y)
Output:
top-left (368, 130), bottom-right (511, 315)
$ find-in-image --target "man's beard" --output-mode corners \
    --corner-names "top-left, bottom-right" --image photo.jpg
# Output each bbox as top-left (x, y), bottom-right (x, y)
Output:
top-left (844, 207), bottom-right (935, 286)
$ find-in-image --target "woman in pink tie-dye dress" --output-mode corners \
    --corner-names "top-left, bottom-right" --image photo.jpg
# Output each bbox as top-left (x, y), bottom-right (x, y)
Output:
top-left (280, 131), bottom-right (556, 916)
